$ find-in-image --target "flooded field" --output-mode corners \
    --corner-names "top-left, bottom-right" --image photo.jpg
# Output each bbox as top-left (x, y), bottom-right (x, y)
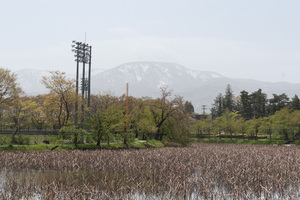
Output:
top-left (0, 143), bottom-right (299, 199)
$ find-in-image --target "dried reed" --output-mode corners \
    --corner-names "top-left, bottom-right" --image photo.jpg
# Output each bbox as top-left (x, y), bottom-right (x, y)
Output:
top-left (0, 143), bottom-right (299, 199)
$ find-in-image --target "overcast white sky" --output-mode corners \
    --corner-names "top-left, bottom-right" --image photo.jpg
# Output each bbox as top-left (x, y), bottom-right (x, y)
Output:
top-left (1, 0), bottom-right (300, 83)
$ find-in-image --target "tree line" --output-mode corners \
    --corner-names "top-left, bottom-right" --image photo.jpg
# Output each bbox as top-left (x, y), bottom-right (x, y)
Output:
top-left (2, 67), bottom-right (300, 146)
top-left (193, 84), bottom-right (300, 141)
top-left (211, 84), bottom-right (300, 119)
top-left (0, 68), bottom-right (192, 146)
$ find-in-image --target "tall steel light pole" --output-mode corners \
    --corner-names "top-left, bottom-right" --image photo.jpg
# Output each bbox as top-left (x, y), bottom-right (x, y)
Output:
top-left (71, 41), bottom-right (92, 130)
top-left (88, 45), bottom-right (92, 108)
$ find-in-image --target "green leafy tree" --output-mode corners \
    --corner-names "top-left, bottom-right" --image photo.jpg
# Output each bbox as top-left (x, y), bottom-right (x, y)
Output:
top-left (213, 109), bottom-right (241, 140)
top-left (271, 107), bottom-right (293, 140)
top-left (245, 117), bottom-right (263, 140)
top-left (289, 110), bottom-right (300, 140)
top-left (258, 116), bottom-right (273, 140)
top-left (89, 93), bottom-right (123, 146)
top-left (165, 110), bottom-right (191, 144)
top-left (192, 117), bottom-right (211, 139)
top-left (150, 88), bottom-right (188, 140)
top-left (136, 116), bottom-right (157, 141)
top-left (29, 95), bottom-right (48, 130)
top-left (5, 97), bottom-right (36, 142)
top-left (60, 125), bottom-right (87, 147)
top-left (130, 97), bottom-right (157, 140)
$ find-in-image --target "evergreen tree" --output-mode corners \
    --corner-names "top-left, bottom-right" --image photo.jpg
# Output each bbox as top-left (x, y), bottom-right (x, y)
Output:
top-left (224, 84), bottom-right (235, 112)
top-left (239, 90), bottom-right (252, 120)
top-left (184, 101), bottom-right (194, 114)
top-left (250, 89), bottom-right (267, 118)
top-left (212, 93), bottom-right (224, 118)
top-left (291, 95), bottom-right (300, 110)
top-left (211, 85), bottom-right (236, 117)
top-left (268, 93), bottom-right (289, 115)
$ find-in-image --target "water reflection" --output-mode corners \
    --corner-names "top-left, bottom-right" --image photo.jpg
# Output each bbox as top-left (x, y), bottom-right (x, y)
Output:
top-left (0, 169), bottom-right (299, 200)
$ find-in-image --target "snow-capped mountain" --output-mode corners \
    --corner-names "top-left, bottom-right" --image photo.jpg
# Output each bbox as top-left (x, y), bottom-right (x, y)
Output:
top-left (91, 62), bottom-right (300, 112)
top-left (92, 62), bottom-right (223, 98)
top-left (13, 62), bottom-right (300, 113)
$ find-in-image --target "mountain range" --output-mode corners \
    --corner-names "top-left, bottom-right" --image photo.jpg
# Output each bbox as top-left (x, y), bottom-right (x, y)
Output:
top-left (15, 62), bottom-right (300, 113)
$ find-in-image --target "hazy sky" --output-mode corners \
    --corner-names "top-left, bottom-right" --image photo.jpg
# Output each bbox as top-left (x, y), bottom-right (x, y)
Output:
top-left (1, 0), bottom-right (300, 83)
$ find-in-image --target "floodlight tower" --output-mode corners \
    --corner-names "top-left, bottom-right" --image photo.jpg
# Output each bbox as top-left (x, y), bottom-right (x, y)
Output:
top-left (71, 41), bottom-right (92, 128)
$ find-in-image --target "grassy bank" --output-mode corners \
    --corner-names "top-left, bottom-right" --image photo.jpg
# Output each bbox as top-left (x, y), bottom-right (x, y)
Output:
top-left (0, 137), bottom-right (296, 152)
top-left (0, 140), bottom-right (165, 152)
top-left (189, 137), bottom-right (291, 145)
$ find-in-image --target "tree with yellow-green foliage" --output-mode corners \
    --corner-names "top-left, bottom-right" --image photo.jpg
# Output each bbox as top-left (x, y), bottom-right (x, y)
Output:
top-left (131, 97), bottom-right (157, 141)
top-left (5, 96), bottom-right (36, 137)
top-left (149, 87), bottom-right (190, 143)
top-left (41, 71), bottom-right (77, 138)
top-left (271, 107), bottom-right (293, 140)
top-left (29, 95), bottom-right (49, 130)
top-left (192, 117), bottom-right (211, 139)
top-left (245, 117), bottom-right (263, 140)
top-left (213, 109), bottom-right (242, 140)
top-left (0, 68), bottom-right (23, 128)
top-left (0, 68), bottom-right (22, 106)
top-left (89, 93), bottom-right (124, 146)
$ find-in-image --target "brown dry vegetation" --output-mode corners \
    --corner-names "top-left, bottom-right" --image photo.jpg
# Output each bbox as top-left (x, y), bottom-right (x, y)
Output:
top-left (0, 143), bottom-right (299, 199)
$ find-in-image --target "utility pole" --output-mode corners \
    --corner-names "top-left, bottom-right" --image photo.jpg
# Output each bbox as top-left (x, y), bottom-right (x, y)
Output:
top-left (202, 105), bottom-right (207, 115)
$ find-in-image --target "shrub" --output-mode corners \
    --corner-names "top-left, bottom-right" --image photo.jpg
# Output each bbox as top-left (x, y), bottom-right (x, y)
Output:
top-left (0, 136), bottom-right (10, 145)
top-left (48, 135), bottom-right (64, 145)
top-left (10, 135), bottom-right (30, 145)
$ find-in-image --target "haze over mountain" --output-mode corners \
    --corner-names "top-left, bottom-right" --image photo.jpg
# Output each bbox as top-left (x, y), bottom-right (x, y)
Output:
top-left (15, 62), bottom-right (300, 113)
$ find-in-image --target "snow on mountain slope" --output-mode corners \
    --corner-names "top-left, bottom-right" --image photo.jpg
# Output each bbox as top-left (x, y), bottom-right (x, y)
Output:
top-left (92, 62), bottom-right (223, 96)
top-left (92, 62), bottom-right (300, 112)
